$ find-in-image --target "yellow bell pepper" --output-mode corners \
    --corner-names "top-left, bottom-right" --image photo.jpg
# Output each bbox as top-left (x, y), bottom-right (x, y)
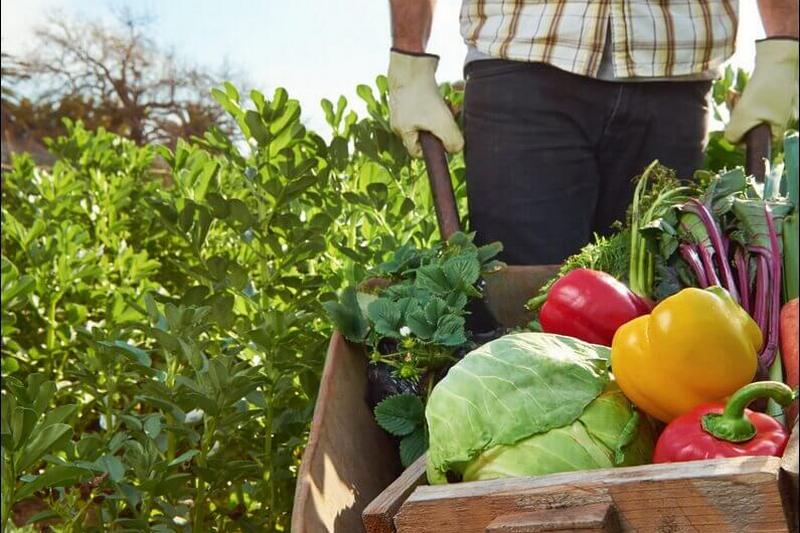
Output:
top-left (611, 287), bottom-right (761, 423)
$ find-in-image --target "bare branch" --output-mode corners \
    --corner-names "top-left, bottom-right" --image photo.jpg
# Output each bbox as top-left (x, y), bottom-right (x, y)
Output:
top-left (3, 11), bottom-right (240, 147)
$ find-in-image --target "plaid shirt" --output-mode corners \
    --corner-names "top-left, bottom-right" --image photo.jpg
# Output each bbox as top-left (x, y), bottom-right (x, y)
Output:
top-left (459, 0), bottom-right (739, 78)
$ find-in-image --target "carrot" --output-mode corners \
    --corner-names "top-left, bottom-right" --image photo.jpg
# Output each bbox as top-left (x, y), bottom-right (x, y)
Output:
top-left (780, 298), bottom-right (799, 423)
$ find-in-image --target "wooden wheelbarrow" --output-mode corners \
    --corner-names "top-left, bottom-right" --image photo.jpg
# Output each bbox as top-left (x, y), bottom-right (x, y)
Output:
top-left (292, 126), bottom-right (797, 532)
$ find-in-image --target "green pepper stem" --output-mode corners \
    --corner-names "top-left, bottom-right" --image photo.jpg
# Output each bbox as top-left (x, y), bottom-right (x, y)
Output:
top-left (701, 381), bottom-right (795, 443)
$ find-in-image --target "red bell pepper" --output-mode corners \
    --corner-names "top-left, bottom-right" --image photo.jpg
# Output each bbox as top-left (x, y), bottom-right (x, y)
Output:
top-left (539, 268), bottom-right (652, 346)
top-left (653, 381), bottom-right (796, 463)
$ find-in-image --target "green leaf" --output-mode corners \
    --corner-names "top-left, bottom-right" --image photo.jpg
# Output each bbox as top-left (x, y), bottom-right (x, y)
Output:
top-left (432, 314), bottom-right (467, 346)
top-left (270, 87), bottom-right (289, 114)
top-left (11, 406), bottom-right (37, 451)
top-left (398, 197), bottom-right (415, 218)
top-left (143, 415), bottom-right (162, 440)
top-left (271, 100), bottom-right (301, 136)
top-left (24, 510), bottom-right (61, 526)
top-left (321, 98), bottom-right (335, 126)
top-left (184, 392), bottom-right (219, 416)
top-left (2, 273), bottom-right (34, 305)
top-left (227, 199), bottom-right (253, 228)
top-left (443, 255), bottom-right (480, 287)
top-left (251, 89), bottom-right (267, 112)
top-left (211, 88), bottom-right (241, 118)
top-left (40, 404), bottom-right (77, 427)
top-left (210, 293), bottom-right (235, 329)
top-left (97, 454), bottom-right (125, 482)
top-left (32, 379), bottom-right (56, 415)
top-left (366, 183), bottom-right (388, 208)
top-left (477, 242), bottom-right (503, 265)
top-left (323, 287), bottom-right (369, 342)
top-left (16, 465), bottom-right (91, 500)
top-left (245, 110), bottom-right (271, 144)
top-left (17, 423), bottom-right (72, 472)
top-left (329, 136), bottom-right (349, 170)
top-left (731, 197), bottom-right (793, 249)
top-left (366, 298), bottom-right (402, 338)
top-left (168, 449), bottom-right (200, 467)
top-left (374, 394), bottom-right (424, 437)
top-left (416, 265), bottom-right (451, 294)
top-left (356, 84), bottom-right (376, 107)
top-left (399, 427), bottom-right (427, 468)
top-left (223, 81), bottom-right (240, 102)
top-left (206, 192), bottom-right (231, 219)
top-left (99, 340), bottom-right (151, 367)
top-left (405, 302), bottom-right (436, 340)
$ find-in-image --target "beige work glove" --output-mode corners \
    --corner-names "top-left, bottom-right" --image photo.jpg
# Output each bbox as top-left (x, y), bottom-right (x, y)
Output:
top-left (388, 50), bottom-right (464, 158)
top-left (725, 39), bottom-right (799, 144)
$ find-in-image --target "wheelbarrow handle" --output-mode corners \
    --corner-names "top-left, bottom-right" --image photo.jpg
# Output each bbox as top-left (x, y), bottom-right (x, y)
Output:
top-left (420, 131), bottom-right (461, 240)
top-left (745, 123), bottom-right (772, 183)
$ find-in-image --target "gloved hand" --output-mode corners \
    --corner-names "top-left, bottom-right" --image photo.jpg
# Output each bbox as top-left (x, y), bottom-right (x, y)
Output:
top-left (388, 50), bottom-right (464, 158)
top-left (725, 39), bottom-right (799, 144)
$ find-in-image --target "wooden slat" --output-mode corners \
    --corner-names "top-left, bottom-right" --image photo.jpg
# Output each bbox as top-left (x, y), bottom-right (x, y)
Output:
top-left (393, 457), bottom-right (787, 533)
top-left (779, 422), bottom-right (799, 532)
top-left (485, 503), bottom-right (620, 532)
top-left (291, 333), bottom-right (401, 533)
top-left (483, 265), bottom-right (559, 328)
top-left (362, 454), bottom-right (427, 533)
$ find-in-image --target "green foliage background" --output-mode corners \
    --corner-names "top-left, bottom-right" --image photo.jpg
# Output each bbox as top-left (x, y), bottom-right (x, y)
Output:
top-left (0, 67), bottom-right (771, 531)
top-left (1, 77), bottom-right (467, 531)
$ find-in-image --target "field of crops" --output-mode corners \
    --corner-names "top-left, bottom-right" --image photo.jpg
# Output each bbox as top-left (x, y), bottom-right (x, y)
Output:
top-left (0, 68), bottom-right (771, 531)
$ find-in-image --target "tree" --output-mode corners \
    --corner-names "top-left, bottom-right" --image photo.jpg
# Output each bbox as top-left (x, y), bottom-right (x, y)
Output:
top-left (1, 12), bottom-right (239, 148)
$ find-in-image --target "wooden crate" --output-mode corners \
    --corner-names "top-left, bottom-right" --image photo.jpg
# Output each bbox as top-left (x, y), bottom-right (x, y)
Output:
top-left (291, 331), bottom-right (402, 533)
top-left (364, 429), bottom-right (798, 532)
top-left (292, 264), bottom-right (799, 532)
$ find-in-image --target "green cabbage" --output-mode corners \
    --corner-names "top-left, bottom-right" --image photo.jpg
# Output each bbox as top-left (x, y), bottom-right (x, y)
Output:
top-left (425, 333), bottom-right (654, 484)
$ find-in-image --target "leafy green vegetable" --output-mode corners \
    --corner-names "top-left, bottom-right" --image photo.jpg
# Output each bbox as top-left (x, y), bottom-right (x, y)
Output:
top-left (425, 332), bottom-right (654, 484)
top-left (374, 394), bottom-right (427, 467)
top-left (628, 162), bottom-right (696, 298)
top-left (460, 383), bottom-right (653, 481)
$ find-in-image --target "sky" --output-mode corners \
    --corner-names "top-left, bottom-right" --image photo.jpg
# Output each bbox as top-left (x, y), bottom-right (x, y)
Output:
top-left (1, 0), bottom-right (764, 134)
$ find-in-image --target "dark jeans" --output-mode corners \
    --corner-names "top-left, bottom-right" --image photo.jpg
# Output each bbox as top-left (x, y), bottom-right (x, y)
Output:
top-left (463, 60), bottom-right (710, 265)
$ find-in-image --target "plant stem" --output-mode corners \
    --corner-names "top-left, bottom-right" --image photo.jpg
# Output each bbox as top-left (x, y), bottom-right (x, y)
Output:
top-left (192, 416), bottom-right (216, 533)
top-left (46, 296), bottom-right (59, 351)
top-left (263, 385), bottom-right (275, 529)
top-left (701, 381), bottom-right (795, 442)
top-left (684, 199), bottom-right (739, 303)
top-left (679, 244), bottom-right (709, 287)
top-left (760, 206), bottom-right (783, 368)
top-left (1, 472), bottom-right (15, 533)
top-left (104, 370), bottom-right (116, 437)
top-left (733, 246), bottom-right (751, 313)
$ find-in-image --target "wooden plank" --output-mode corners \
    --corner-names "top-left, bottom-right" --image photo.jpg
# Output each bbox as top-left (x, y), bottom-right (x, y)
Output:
top-left (483, 265), bottom-right (559, 328)
top-left (362, 454), bottom-right (427, 533)
top-left (291, 333), bottom-right (401, 533)
top-left (485, 503), bottom-right (620, 532)
top-left (779, 422), bottom-right (799, 532)
top-left (393, 457), bottom-right (787, 533)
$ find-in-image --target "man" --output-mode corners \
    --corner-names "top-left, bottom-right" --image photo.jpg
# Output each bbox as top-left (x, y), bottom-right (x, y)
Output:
top-left (388, 1), bottom-right (799, 265)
